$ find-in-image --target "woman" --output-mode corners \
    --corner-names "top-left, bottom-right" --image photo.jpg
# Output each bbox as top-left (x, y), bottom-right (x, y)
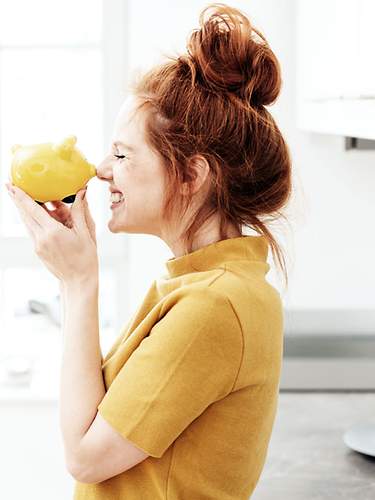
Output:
top-left (7, 3), bottom-right (292, 499)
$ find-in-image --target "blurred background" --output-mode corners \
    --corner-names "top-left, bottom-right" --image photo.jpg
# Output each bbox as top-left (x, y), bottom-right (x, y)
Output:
top-left (0, 0), bottom-right (374, 498)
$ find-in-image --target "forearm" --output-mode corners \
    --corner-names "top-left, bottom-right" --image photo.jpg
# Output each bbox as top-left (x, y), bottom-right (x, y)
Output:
top-left (59, 277), bottom-right (106, 468)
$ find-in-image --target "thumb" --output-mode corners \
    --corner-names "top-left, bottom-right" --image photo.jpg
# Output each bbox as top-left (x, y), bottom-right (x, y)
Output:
top-left (82, 195), bottom-right (97, 245)
top-left (71, 188), bottom-right (89, 233)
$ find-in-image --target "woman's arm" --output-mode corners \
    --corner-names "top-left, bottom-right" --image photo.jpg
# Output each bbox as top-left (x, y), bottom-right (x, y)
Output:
top-left (59, 277), bottom-right (106, 472)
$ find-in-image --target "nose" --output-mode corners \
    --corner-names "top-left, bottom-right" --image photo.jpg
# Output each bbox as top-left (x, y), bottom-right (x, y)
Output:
top-left (96, 156), bottom-right (113, 183)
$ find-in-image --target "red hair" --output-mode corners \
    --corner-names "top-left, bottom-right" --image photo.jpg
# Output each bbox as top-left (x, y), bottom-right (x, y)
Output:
top-left (128, 2), bottom-right (292, 287)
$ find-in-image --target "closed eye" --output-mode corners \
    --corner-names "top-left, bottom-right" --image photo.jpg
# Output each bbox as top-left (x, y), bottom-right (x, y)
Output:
top-left (113, 154), bottom-right (128, 161)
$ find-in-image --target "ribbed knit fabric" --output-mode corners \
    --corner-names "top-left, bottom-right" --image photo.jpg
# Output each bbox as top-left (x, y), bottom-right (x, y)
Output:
top-left (74, 235), bottom-right (284, 500)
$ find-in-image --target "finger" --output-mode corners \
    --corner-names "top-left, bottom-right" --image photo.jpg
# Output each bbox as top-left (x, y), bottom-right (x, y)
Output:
top-left (47, 201), bottom-right (73, 224)
top-left (82, 195), bottom-right (95, 229)
top-left (10, 197), bottom-right (39, 240)
top-left (10, 184), bottom-right (58, 230)
top-left (49, 200), bottom-right (69, 209)
top-left (41, 204), bottom-right (73, 228)
top-left (71, 188), bottom-right (90, 234)
top-left (7, 188), bottom-right (41, 237)
top-left (35, 198), bottom-right (74, 228)
top-left (83, 196), bottom-right (97, 243)
top-left (38, 201), bottom-right (69, 221)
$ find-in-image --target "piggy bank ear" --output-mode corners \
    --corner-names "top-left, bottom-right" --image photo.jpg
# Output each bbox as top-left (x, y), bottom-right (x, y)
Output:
top-left (54, 135), bottom-right (77, 160)
top-left (62, 135), bottom-right (77, 148)
top-left (11, 144), bottom-right (22, 155)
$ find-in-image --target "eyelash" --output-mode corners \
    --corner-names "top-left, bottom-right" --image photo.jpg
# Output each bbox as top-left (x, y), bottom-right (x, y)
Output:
top-left (113, 154), bottom-right (129, 161)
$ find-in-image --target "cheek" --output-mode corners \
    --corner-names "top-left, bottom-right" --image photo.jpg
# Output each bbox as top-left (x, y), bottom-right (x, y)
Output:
top-left (137, 173), bottom-right (164, 200)
top-left (119, 164), bottom-right (165, 207)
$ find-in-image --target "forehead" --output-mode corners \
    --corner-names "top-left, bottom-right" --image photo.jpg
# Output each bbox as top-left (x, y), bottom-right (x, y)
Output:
top-left (111, 95), bottom-right (144, 148)
top-left (114, 95), bottom-right (140, 130)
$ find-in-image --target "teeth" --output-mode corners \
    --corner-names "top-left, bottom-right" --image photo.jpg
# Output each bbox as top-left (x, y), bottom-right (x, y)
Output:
top-left (110, 192), bottom-right (124, 203)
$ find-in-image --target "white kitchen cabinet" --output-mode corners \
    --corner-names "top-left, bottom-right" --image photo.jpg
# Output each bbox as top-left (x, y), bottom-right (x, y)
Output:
top-left (0, 399), bottom-right (74, 500)
top-left (296, 0), bottom-right (375, 139)
top-left (0, 314), bottom-right (117, 500)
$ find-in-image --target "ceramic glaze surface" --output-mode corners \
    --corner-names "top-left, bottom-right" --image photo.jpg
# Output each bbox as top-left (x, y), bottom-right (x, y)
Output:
top-left (10, 135), bottom-right (96, 203)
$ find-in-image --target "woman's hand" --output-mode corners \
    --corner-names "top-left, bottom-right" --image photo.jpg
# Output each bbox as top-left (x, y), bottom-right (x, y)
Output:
top-left (5, 183), bottom-right (99, 286)
top-left (42, 199), bottom-right (97, 246)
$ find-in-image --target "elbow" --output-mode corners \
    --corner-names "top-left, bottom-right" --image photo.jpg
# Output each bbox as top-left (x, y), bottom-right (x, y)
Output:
top-left (67, 459), bottom-right (103, 485)
top-left (66, 456), bottom-right (89, 484)
top-left (65, 442), bottom-right (92, 484)
top-left (67, 459), bottom-right (84, 483)
top-left (67, 464), bottom-right (94, 484)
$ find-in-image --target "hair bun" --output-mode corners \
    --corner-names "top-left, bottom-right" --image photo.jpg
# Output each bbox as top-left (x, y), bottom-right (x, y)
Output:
top-left (184, 3), bottom-right (281, 107)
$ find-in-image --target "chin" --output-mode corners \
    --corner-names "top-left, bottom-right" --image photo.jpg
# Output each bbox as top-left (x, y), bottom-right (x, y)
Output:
top-left (108, 220), bottom-right (122, 233)
top-left (108, 218), bottom-right (136, 234)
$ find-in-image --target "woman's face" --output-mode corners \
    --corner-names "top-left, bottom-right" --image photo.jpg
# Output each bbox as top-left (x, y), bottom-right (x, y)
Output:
top-left (96, 94), bottom-right (168, 236)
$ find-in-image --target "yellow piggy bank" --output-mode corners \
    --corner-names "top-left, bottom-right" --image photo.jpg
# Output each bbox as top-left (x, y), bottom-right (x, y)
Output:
top-left (10, 135), bottom-right (97, 204)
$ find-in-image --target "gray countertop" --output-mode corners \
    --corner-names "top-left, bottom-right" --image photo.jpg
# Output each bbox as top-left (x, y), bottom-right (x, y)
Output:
top-left (252, 391), bottom-right (375, 499)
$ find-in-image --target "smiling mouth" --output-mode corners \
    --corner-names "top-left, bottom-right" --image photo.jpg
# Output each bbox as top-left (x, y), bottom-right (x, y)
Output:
top-left (110, 198), bottom-right (125, 209)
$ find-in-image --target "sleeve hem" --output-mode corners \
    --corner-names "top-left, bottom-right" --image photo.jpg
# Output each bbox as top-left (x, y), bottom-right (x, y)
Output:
top-left (97, 404), bottom-right (165, 459)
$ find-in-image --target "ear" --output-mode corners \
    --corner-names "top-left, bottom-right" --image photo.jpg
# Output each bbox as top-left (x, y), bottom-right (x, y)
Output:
top-left (181, 155), bottom-right (210, 196)
top-left (54, 135), bottom-right (77, 161)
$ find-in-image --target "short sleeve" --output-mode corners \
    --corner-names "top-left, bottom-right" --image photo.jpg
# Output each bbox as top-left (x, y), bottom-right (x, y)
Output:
top-left (97, 289), bottom-right (243, 458)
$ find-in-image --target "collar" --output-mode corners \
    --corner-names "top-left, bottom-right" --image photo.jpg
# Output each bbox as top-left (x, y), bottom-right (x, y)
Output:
top-left (165, 235), bottom-right (269, 278)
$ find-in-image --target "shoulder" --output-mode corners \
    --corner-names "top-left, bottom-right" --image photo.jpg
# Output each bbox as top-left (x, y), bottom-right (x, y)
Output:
top-left (209, 265), bottom-right (283, 312)
top-left (153, 285), bottom-right (244, 364)
top-left (159, 284), bottom-right (240, 327)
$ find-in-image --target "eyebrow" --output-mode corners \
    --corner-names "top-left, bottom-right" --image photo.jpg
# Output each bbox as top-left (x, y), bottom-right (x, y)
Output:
top-left (113, 140), bottom-right (135, 151)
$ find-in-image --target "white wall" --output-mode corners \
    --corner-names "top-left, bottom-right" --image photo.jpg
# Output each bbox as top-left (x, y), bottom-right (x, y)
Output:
top-left (123, 0), bottom-right (375, 316)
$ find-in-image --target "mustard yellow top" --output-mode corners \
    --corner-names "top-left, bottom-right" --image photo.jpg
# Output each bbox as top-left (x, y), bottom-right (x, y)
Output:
top-left (73, 235), bottom-right (284, 500)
